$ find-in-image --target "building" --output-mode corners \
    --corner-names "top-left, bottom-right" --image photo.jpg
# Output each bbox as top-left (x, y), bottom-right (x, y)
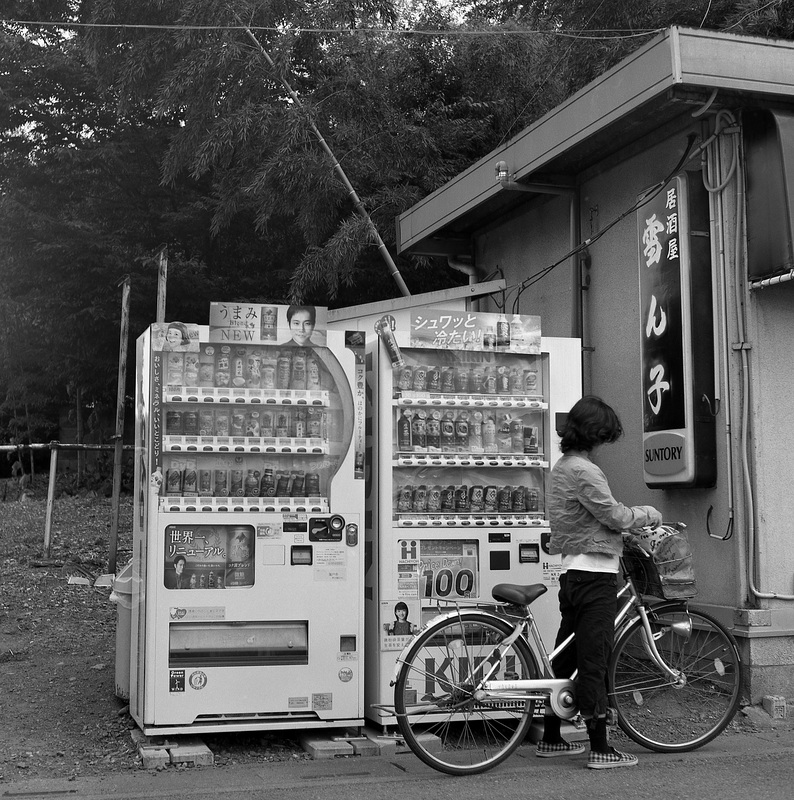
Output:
top-left (396, 27), bottom-right (794, 701)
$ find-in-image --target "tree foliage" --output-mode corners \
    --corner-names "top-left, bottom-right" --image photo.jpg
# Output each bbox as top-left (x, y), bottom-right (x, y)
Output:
top-left (1, 0), bottom-right (793, 444)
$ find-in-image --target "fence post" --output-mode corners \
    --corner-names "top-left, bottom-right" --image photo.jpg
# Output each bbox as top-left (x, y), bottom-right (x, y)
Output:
top-left (43, 443), bottom-right (59, 558)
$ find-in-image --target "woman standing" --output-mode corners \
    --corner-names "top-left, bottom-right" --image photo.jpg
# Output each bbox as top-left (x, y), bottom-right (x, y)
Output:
top-left (537, 396), bottom-right (662, 770)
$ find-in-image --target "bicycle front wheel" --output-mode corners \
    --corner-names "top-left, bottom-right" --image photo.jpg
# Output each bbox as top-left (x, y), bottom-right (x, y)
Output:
top-left (609, 604), bottom-right (743, 752)
top-left (394, 611), bottom-right (539, 775)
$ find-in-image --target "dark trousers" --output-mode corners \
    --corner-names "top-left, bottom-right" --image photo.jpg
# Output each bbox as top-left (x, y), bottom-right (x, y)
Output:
top-left (551, 570), bottom-right (618, 719)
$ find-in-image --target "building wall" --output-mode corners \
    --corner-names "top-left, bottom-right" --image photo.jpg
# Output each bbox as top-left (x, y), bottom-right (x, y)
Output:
top-left (474, 118), bottom-right (794, 700)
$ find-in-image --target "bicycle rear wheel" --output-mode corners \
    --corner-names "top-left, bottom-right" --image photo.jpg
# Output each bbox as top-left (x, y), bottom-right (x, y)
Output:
top-left (394, 611), bottom-right (539, 775)
top-left (609, 604), bottom-right (743, 752)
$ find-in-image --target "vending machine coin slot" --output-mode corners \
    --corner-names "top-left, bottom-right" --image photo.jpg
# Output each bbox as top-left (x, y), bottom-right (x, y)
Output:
top-left (291, 545), bottom-right (313, 565)
top-left (519, 543), bottom-right (540, 563)
top-left (309, 516), bottom-right (345, 541)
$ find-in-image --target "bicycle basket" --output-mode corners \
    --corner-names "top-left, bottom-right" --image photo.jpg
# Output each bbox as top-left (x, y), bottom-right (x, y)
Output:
top-left (623, 526), bottom-right (697, 600)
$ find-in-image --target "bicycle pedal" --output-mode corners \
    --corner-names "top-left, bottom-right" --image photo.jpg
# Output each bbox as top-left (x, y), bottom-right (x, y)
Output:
top-left (606, 707), bottom-right (619, 726)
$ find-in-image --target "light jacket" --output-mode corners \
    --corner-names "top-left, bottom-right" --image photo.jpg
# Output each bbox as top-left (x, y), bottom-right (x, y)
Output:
top-left (548, 451), bottom-right (660, 557)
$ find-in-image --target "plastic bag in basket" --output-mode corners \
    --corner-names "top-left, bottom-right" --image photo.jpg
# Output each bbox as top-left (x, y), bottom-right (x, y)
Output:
top-left (625, 524), bottom-right (697, 600)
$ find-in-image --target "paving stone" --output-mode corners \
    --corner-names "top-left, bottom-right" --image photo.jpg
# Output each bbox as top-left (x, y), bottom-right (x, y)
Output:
top-left (300, 735), bottom-right (355, 759)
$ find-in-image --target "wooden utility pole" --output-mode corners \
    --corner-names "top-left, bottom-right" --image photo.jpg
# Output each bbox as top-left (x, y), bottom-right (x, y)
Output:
top-left (108, 276), bottom-right (131, 574)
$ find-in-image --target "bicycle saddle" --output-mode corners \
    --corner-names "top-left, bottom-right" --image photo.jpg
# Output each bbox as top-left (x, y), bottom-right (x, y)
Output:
top-left (492, 583), bottom-right (548, 605)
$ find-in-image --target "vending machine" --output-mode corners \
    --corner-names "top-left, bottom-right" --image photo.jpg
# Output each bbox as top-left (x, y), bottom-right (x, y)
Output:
top-left (364, 309), bottom-right (581, 727)
top-left (131, 303), bottom-right (366, 735)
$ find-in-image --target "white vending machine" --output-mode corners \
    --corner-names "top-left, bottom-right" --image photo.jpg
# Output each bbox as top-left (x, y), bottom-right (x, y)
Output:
top-left (364, 309), bottom-right (581, 726)
top-left (131, 303), bottom-right (365, 735)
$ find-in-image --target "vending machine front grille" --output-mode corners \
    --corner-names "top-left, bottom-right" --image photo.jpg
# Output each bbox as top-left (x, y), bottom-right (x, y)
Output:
top-left (169, 621), bottom-right (308, 667)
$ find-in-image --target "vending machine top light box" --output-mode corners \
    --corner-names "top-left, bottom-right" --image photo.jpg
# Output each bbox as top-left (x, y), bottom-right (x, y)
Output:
top-left (131, 303), bottom-right (366, 735)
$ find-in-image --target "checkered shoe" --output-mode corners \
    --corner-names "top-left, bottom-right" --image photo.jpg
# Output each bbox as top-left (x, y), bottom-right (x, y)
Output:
top-left (536, 740), bottom-right (587, 758)
top-left (586, 748), bottom-right (639, 769)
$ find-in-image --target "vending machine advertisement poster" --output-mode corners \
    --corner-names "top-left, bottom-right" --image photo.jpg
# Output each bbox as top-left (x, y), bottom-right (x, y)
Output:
top-left (408, 309), bottom-right (541, 354)
top-left (208, 302), bottom-right (329, 346)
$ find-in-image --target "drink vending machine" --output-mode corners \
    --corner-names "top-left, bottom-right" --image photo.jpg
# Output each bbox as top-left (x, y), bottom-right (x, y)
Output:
top-left (364, 309), bottom-right (581, 726)
top-left (131, 303), bottom-right (366, 735)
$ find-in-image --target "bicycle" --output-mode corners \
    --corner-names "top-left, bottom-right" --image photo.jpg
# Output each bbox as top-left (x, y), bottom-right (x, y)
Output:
top-left (390, 530), bottom-right (744, 775)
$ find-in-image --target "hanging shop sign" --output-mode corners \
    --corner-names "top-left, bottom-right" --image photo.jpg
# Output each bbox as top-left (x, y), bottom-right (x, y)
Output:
top-left (637, 172), bottom-right (716, 488)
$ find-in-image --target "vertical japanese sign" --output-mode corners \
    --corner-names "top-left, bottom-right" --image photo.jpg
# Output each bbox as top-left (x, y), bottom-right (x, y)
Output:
top-left (638, 173), bottom-right (715, 487)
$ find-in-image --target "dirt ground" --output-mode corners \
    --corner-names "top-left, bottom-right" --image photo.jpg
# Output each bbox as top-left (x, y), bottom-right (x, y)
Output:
top-left (0, 492), bottom-right (308, 783)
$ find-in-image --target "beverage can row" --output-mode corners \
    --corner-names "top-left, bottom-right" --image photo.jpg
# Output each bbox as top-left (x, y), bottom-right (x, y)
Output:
top-left (165, 459), bottom-right (323, 498)
top-left (397, 408), bottom-right (539, 455)
top-left (165, 406), bottom-right (326, 439)
top-left (164, 346), bottom-right (324, 391)
top-left (395, 363), bottom-right (539, 396)
top-left (396, 483), bottom-right (540, 514)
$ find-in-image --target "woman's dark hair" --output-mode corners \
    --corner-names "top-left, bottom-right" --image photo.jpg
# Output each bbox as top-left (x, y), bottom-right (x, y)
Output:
top-left (559, 395), bottom-right (623, 453)
top-left (286, 304), bottom-right (316, 325)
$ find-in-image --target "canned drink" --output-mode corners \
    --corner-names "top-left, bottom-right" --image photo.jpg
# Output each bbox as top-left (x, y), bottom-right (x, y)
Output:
top-left (484, 485), bottom-right (499, 512)
top-left (213, 468), bottom-right (228, 496)
top-left (397, 484), bottom-right (414, 513)
top-left (511, 485), bottom-right (527, 512)
top-left (199, 345), bottom-right (215, 387)
top-left (426, 366), bottom-right (441, 393)
top-left (260, 410), bottom-right (274, 437)
top-left (412, 365), bottom-right (428, 392)
top-left (307, 408), bottom-right (323, 438)
top-left (427, 485), bottom-right (442, 512)
top-left (231, 411), bottom-right (246, 436)
top-left (165, 462), bottom-right (183, 495)
top-left (260, 306), bottom-right (278, 341)
top-left (275, 470), bottom-right (290, 496)
top-left (182, 410), bottom-right (199, 436)
top-left (199, 409), bottom-right (214, 436)
top-left (288, 470), bottom-right (303, 497)
top-left (470, 485), bottom-right (485, 512)
top-left (275, 410), bottom-right (291, 438)
top-left (524, 425), bottom-right (539, 454)
top-left (524, 369), bottom-right (538, 393)
top-left (454, 484), bottom-right (470, 512)
top-left (441, 366), bottom-right (456, 394)
top-left (230, 469), bottom-right (244, 496)
top-left (483, 415), bottom-right (497, 452)
top-left (378, 318), bottom-right (404, 367)
top-left (183, 353), bottom-right (199, 385)
top-left (510, 419), bottom-right (524, 452)
top-left (470, 367), bottom-right (485, 393)
top-left (166, 409), bottom-right (183, 435)
top-left (526, 488), bottom-right (539, 512)
top-left (198, 469), bottom-right (212, 495)
top-left (305, 472), bottom-right (321, 496)
top-left (510, 367), bottom-right (524, 394)
top-left (440, 485), bottom-right (456, 512)
top-left (165, 352), bottom-right (184, 385)
top-left (182, 458), bottom-right (198, 495)
top-left (245, 410), bottom-right (260, 437)
top-left (412, 484), bottom-right (428, 512)
top-left (397, 365), bottom-right (414, 391)
top-left (498, 485), bottom-right (513, 513)
top-left (214, 409), bottom-right (230, 437)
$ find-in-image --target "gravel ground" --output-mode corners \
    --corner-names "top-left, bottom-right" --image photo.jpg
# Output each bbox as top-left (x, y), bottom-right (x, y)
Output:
top-left (0, 492), bottom-right (309, 782)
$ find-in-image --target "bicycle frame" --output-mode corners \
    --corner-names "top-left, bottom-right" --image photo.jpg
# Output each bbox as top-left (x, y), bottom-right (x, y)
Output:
top-left (392, 570), bottom-right (687, 721)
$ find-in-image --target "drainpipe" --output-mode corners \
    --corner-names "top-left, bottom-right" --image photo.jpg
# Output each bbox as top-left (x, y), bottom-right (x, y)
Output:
top-left (570, 192), bottom-right (582, 340)
top-left (448, 256), bottom-right (481, 311)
